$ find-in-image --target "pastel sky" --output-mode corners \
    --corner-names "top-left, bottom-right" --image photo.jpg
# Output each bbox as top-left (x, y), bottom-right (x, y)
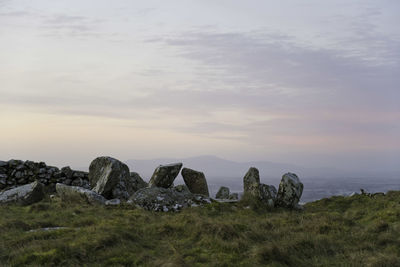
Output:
top-left (1, 0), bottom-right (399, 171)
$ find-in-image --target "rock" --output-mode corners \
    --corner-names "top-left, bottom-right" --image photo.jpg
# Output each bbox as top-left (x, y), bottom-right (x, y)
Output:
top-left (243, 167), bottom-right (260, 198)
top-left (174, 184), bottom-right (190, 193)
top-left (276, 173), bottom-right (303, 208)
top-left (181, 168), bottom-right (209, 196)
top-left (216, 186), bottom-right (230, 199)
top-left (148, 163), bottom-right (182, 188)
top-left (61, 166), bottom-right (74, 179)
top-left (56, 183), bottom-right (106, 205)
top-left (259, 184), bottom-right (277, 207)
top-left (0, 181), bottom-right (45, 205)
top-left (105, 199), bottom-right (121, 205)
top-left (88, 156), bottom-right (130, 199)
top-left (228, 193), bottom-right (239, 200)
top-left (129, 187), bottom-right (211, 212)
top-left (0, 161), bottom-right (8, 168)
top-left (111, 172), bottom-right (147, 200)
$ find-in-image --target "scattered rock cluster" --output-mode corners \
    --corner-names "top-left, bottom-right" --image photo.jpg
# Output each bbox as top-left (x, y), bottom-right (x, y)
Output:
top-left (0, 157), bottom-right (304, 211)
top-left (0, 159), bottom-right (89, 192)
top-left (214, 167), bottom-right (303, 209)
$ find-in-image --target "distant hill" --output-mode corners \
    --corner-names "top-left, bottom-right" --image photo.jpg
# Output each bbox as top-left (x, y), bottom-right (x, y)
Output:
top-left (125, 155), bottom-right (400, 199)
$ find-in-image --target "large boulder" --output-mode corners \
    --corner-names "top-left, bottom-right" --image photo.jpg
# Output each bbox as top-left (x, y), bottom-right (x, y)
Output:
top-left (56, 183), bottom-right (106, 205)
top-left (0, 181), bottom-right (45, 205)
top-left (215, 186), bottom-right (230, 199)
top-left (276, 173), bottom-right (303, 208)
top-left (88, 156), bottom-right (130, 199)
top-left (129, 187), bottom-right (211, 212)
top-left (259, 184), bottom-right (277, 207)
top-left (181, 168), bottom-right (209, 196)
top-left (111, 172), bottom-right (148, 200)
top-left (243, 167), bottom-right (260, 198)
top-left (148, 163), bottom-right (182, 188)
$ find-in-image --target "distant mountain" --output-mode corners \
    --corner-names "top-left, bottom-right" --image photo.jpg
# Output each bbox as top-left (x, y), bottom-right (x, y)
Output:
top-left (125, 155), bottom-right (399, 180)
top-left (125, 155), bottom-right (301, 181)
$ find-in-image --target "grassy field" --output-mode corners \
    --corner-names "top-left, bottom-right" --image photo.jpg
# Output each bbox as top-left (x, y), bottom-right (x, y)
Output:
top-left (1, 191), bottom-right (400, 266)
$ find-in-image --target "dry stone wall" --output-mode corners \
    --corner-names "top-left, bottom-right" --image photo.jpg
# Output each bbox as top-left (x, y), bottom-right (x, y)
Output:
top-left (0, 159), bottom-right (90, 192)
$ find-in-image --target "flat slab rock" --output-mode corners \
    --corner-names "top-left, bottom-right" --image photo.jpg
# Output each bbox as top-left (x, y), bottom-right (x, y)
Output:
top-left (56, 183), bottom-right (106, 205)
top-left (129, 187), bottom-right (211, 212)
top-left (0, 181), bottom-right (45, 205)
top-left (181, 168), bottom-right (209, 196)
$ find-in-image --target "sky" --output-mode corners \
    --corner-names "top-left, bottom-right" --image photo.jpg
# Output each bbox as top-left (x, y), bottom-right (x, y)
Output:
top-left (0, 0), bottom-right (399, 172)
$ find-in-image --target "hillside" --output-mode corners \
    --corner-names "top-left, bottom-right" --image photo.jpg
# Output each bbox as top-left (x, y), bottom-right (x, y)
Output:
top-left (1, 192), bottom-right (400, 266)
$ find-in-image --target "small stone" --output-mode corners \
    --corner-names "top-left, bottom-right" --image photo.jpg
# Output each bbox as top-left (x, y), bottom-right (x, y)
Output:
top-left (216, 186), bottom-right (230, 199)
top-left (105, 199), bottom-right (121, 205)
top-left (228, 193), bottom-right (239, 200)
top-left (61, 166), bottom-right (74, 179)
top-left (0, 161), bottom-right (8, 168)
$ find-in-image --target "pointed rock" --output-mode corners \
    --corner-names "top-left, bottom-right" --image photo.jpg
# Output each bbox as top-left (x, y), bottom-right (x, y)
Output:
top-left (181, 168), bottom-right (209, 196)
top-left (148, 163), bottom-right (182, 188)
top-left (243, 167), bottom-right (261, 198)
top-left (276, 173), bottom-right (303, 208)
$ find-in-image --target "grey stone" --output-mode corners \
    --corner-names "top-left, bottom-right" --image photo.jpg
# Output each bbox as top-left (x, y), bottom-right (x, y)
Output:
top-left (111, 172), bottom-right (148, 200)
top-left (148, 163), bottom-right (182, 188)
top-left (181, 168), bottom-right (209, 196)
top-left (129, 187), bottom-right (211, 212)
top-left (56, 183), bottom-right (106, 205)
top-left (0, 181), bottom-right (45, 205)
top-left (61, 166), bottom-right (74, 179)
top-left (243, 167), bottom-right (260, 198)
top-left (0, 161), bottom-right (8, 168)
top-left (276, 173), bottom-right (303, 208)
top-left (16, 164), bottom-right (25, 171)
top-left (88, 156), bottom-right (130, 199)
top-left (259, 184), bottom-right (277, 207)
top-left (24, 160), bottom-right (35, 169)
top-left (216, 186), bottom-right (230, 199)
top-left (105, 199), bottom-right (121, 205)
top-left (8, 159), bottom-right (23, 168)
top-left (228, 193), bottom-right (239, 200)
top-left (174, 184), bottom-right (190, 193)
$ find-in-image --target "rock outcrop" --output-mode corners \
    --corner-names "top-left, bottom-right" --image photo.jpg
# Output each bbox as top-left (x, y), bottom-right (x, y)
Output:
top-left (0, 159), bottom-right (89, 192)
top-left (243, 167), bottom-right (261, 198)
top-left (129, 187), bottom-right (211, 212)
top-left (181, 168), bottom-right (209, 196)
top-left (216, 186), bottom-right (230, 199)
top-left (0, 181), bottom-right (45, 205)
top-left (148, 163), bottom-right (182, 188)
top-left (56, 183), bottom-right (106, 205)
top-left (88, 156), bottom-right (131, 199)
top-left (276, 173), bottom-right (303, 208)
